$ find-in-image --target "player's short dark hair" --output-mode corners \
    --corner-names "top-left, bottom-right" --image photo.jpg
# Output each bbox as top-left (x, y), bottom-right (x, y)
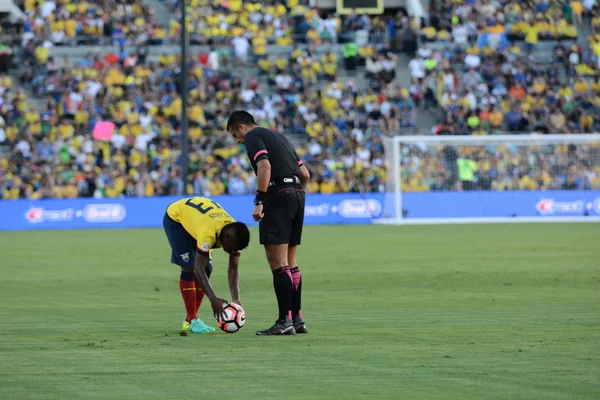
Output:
top-left (222, 222), bottom-right (251, 251)
top-left (226, 110), bottom-right (256, 131)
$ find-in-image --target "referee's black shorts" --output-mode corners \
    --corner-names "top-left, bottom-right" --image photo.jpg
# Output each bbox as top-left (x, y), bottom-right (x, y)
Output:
top-left (259, 186), bottom-right (305, 246)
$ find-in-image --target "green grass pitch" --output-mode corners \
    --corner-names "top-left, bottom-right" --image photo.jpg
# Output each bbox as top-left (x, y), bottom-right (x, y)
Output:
top-left (0, 224), bottom-right (599, 399)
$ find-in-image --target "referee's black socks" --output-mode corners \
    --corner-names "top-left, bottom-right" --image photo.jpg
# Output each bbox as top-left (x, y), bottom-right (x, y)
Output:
top-left (272, 267), bottom-right (293, 324)
top-left (290, 266), bottom-right (302, 322)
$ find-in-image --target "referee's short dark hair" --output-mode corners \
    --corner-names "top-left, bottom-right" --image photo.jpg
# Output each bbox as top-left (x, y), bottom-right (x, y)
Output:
top-left (227, 110), bottom-right (256, 131)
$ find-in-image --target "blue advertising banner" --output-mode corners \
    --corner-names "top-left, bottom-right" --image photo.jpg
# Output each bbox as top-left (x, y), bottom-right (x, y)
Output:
top-left (0, 193), bottom-right (385, 231)
top-left (401, 191), bottom-right (600, 219)
top-left (1, 191), bottom-right (599, 231)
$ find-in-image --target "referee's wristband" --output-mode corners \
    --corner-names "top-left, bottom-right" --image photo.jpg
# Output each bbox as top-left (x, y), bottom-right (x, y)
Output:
top-left (254, 190), bottom-right (266, 205)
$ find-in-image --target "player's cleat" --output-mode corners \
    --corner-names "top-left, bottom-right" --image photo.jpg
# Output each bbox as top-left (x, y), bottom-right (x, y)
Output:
top-left (293, 319), bottom-right (308, 334)
top-left (189, 318), bottom-right (216, 334)
top-left (256, 321), bottom-right (296, 336)
top-left (182, 320), bottom-right (191, 332)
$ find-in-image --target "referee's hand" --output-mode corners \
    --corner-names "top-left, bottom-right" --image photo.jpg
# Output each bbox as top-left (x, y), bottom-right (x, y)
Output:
top-left (252, 204), bottom-right (264, 221)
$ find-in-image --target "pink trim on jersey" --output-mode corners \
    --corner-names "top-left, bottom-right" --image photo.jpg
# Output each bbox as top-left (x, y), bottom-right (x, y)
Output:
top-left (253, 150), bottom-right (268, 161)
top-left (298, 160), bottom-right (303, 166)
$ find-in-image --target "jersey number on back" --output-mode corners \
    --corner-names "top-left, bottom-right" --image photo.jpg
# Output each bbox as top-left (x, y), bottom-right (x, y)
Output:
top-left (185, 199), bottom-right (223, 214)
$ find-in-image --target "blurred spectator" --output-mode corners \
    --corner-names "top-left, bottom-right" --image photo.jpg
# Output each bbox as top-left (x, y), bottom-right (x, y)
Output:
top-left (15, 0), bottom-right (162, 46)
top-left (399, 142), bottom-right (600, 192)
top-left (1, 28), bottom-right (415, 199)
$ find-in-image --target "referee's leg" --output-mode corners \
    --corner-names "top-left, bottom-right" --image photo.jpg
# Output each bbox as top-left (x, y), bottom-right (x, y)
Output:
top-left (256, 191), bottom-right (297, 335)
top-left (288, 190), bottom-right (307, 333)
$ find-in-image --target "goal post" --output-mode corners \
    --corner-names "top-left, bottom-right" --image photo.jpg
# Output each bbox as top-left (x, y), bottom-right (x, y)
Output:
top-left (377, 134), bottom-right (600, 225)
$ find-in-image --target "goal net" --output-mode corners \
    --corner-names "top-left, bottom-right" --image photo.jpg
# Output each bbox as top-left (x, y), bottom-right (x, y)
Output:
top-left (378, 134), bottom-right (600, 225)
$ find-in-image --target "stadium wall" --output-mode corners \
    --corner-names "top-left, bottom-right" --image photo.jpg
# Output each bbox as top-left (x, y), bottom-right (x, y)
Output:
top-left (1, 191), bottom-right (600, 231)
top-left (398, 191), bottom-right (600, 219)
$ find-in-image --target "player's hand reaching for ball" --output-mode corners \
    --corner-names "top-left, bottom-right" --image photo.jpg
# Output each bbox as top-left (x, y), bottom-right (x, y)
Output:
top-left (252, 204), bottom-right (264, 221)
top-left (211, 298), bottom-right (228, 320)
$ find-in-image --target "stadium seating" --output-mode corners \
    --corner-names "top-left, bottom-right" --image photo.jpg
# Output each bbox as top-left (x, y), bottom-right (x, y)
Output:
top-left (392, 0), bottom-right (600, 193)
top-left (14, 0), bottom-right (163, 46)
top-left (163, 0), bottom-right (352, 46)
top-left (4, 0), bottom-right (599, 200)
top-left (1, 6), bottom-right (406, 199)
top-left (420, 0), bottom-right (581, 44)
top-left (409, 0), bottom-right (600, 138)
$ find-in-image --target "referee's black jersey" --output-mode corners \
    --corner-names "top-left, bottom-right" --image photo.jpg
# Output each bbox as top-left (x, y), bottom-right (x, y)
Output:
top-left (244, 127), bottom-right (303, 180)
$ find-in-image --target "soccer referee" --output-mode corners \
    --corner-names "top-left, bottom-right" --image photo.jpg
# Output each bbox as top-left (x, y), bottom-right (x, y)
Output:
top-left (227, 110), bottom-right (310, 336)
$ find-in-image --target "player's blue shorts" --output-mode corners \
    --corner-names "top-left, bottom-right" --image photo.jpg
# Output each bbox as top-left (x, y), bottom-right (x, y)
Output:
top-left (163, 213), bottom-right (211, 271)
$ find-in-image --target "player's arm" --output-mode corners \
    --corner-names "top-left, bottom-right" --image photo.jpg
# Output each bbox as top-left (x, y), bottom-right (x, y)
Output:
top-left (194, 250), bottom-right (228, 319)
top-left (227, 252), bottom-right (241, 305)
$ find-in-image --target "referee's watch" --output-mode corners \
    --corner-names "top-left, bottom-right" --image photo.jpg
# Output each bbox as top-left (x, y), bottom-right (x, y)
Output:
top-left (254, 190), bottom-right (266, 205)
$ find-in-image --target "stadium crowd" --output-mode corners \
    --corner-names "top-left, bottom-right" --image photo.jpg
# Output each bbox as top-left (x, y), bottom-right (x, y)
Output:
top-left (2, 0), bottom-right (600, 200)
top-left (400, 142), bottom-right (600, 192)
top-left (397, 0), bottom-right (600, 192)
top-left (419, 0), bottom-right (587, 44)
top-left (6, 0), bottom-right (410, 47)
top-left (163, 0), bottom-right (405, 47)
top-left (12, 0), bottom-right (164, 45)
top-left (409, 0), bottom-right (600, 137)
top-left (0, 22), bottom-right (397, 199)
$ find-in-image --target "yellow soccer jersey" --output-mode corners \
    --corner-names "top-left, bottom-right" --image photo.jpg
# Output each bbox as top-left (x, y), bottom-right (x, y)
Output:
top-left (167, 197), bottom-right (235, 255)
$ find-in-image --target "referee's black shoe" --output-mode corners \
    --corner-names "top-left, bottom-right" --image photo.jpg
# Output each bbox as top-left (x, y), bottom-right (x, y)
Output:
top-left (256, 321), bottom-right (296, 336)
top-left (293, 319), bottom-right (309, 334)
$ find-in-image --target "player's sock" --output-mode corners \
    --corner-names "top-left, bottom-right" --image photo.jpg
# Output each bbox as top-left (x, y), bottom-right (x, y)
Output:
top-left (179, 271), bottom-right (197, 323)
top-left (272, 266), bottom-right (293, 324)
top-left (195, 263), bottom-right (212, 314)
top-left (290, 266), bottom-right (303, 321)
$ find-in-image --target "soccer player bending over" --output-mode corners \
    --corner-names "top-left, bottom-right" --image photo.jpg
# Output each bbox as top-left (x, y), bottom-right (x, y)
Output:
top-left (163, 196), bottom-right (250, 333)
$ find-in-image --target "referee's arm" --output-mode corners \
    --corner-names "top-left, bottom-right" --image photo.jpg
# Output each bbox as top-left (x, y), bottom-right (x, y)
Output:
top-left (245, 133), bottom-right (271, 193)
top-left (245, 132), bottom-right (270, 221)
top-left (298, 161), bottom-right (310, 190)
top-left (256, 159), bottom-right (271, 193)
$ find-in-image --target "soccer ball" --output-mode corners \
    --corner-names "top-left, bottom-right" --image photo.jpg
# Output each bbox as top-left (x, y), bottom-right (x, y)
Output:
top-left (217, 303), bottom-right (246, 333)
